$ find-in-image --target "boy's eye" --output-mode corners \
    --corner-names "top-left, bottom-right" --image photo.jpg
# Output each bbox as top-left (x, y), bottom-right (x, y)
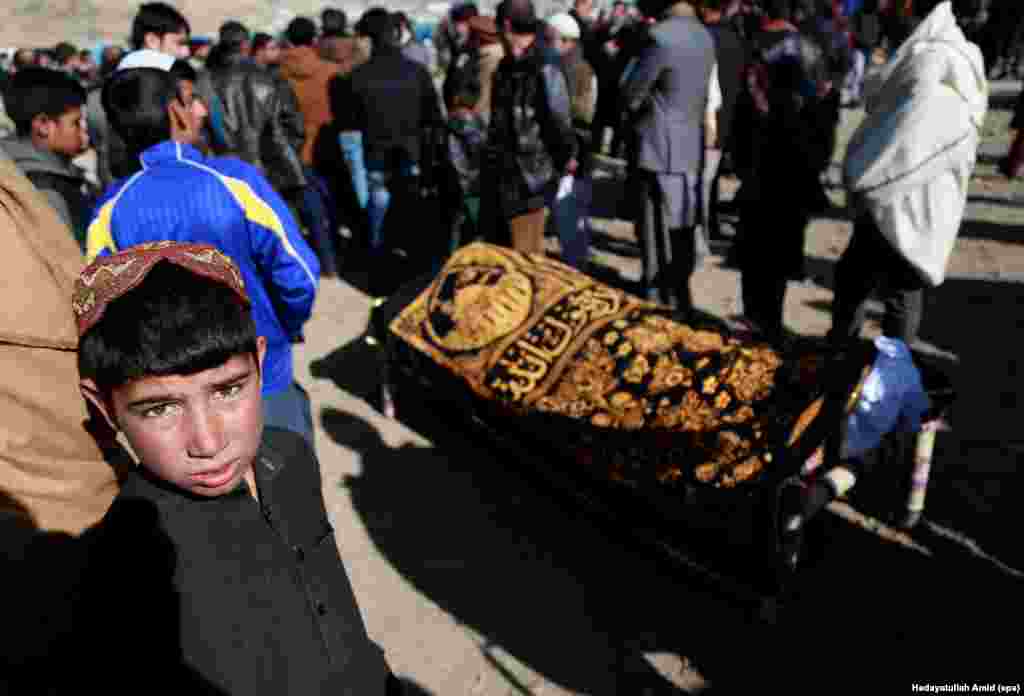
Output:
top-left (141, 403), bottom-right (179, 419)
top-left (216, 382), bottom-right (245, 399)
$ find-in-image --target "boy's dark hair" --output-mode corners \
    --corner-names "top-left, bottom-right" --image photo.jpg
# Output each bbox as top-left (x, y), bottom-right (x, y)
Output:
top-left (78, 262), bottom-right (258, 394)
top-left (451, 3), bottom-right (480, 24)
top-left (102, 67), bottom-right (176, 157)
top-left (321, 8), bottom-right (348, 37)
top-left (763, 0), bottom-right (794, 21)
top-left (219, 20), bottom-right (251, 47)
top-left (356, 8), bottom-right (397, 45)
top-left (5, 67), bottom-right (86, 137)
top-left (168, 57), bottom-right (197, 83)
top-left (251, 32), bottom-right (274, 54)
top-left (496, 0), bottom-right (539, 35)
top-left (285, 17), bottom-right (318, 47)
top-left (131, 2), bottom-right (191, 50)
top-left (13, 48), bottom-right (36, 71)
top-left (54, 42), bottom-right (78, 66)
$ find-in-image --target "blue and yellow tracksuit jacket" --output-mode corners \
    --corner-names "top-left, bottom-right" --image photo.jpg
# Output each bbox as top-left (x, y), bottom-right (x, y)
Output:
top-left (86, 141), bottom-right (320, 396)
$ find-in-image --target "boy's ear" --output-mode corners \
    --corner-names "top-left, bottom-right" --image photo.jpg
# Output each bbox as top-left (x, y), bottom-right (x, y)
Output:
top-left (256, 335), bottom-right (268, 372)
top-left (168, 98), bottom-right (199, 144)
top-left (79, 378), bottom-right (119, 433)
top-left (31, 114), bottom-right (52, 139)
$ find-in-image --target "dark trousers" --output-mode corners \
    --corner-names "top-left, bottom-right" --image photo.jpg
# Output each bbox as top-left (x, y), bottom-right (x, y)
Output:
top-left (741, 266), bottom-right (788, 335)
top-left (262, 381), bottom-right (315, 451)
top-left (738, 200), bottom-right (808, 334)
top-left (634, 169), bottom-right (700, 311)
top-left (830, 214), bottom-right (926, 345)
top-left (292, 169), bottom-right (339, 277)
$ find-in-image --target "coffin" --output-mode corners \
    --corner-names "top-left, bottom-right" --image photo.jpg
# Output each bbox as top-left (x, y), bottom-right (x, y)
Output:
top-left (389, 243), bottom-right (873, 495)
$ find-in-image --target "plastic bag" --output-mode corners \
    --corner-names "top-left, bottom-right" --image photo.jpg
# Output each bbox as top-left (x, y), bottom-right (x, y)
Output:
top-left (841, 336), bottom-right (931, 459)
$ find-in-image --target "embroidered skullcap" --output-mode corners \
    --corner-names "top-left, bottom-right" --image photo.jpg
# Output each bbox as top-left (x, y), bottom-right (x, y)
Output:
top-left (73, 242), bottom-right (249, 337)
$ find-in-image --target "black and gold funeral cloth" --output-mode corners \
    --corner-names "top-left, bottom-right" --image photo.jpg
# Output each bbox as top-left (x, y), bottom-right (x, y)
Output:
top-left (390, 243), bottom-right (868, 490)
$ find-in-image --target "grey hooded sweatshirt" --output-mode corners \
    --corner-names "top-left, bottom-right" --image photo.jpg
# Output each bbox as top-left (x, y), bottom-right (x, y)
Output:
top-left (0, 136), bottom-right (95, 251)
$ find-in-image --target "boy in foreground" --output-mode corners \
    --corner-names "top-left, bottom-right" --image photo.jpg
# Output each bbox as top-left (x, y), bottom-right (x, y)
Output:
top-left (71, 241), bottom-right (397, 693)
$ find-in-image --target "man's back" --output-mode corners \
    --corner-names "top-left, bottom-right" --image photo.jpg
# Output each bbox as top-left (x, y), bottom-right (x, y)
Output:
top-left (347, 47), bottom-right (441, 169)
top-left (279, 45), bottom-right (341, 165)
top-left (207, 55), bottom-right (306, 194)
top-left (623, 13), bottom-right (715, 174)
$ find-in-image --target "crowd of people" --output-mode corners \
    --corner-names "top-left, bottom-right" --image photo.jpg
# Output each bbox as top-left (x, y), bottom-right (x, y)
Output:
top-left (0, 0), bottom-right (999, 691)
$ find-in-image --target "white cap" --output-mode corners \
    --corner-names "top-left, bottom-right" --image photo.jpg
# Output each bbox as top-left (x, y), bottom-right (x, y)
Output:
top-left (116, 49), bottom-right (176, 72)
top-left (547, 13), bottom-right (580, 40)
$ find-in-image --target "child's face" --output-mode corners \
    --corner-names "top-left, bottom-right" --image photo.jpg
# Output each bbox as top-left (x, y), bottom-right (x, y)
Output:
top-left (93, 343), bottom-right (266, 498)
top-left (42, 106), bottom-right (89, 158)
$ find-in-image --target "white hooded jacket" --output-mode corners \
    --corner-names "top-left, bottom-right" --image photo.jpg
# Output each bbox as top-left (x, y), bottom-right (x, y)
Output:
top-left (843, 1), bottom-right (988, 287)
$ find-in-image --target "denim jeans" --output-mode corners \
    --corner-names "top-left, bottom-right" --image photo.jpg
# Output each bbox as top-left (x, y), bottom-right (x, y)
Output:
top-left (339, 131), bottom-right (368, 210)
top-left (296, 168), bottom-right (338, 276)
top-left (366, 164), bottom-right (419, 252)
top-left (548, 176), bottom-right (592, 270)
top-left (262, 381), bottom-right (314, 451)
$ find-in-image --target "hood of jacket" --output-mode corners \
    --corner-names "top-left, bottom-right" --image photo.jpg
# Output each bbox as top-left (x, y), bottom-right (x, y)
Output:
top-left (0, 137), bottom-right (84, 183)
top-left (842, 1), bottom-right (988, 287)
top-left (846, 0), bottom-right (988, 195)
top-left (279, 45), bottom-right (326, 81)
top-left (872, 1), bottom-right (987, 128)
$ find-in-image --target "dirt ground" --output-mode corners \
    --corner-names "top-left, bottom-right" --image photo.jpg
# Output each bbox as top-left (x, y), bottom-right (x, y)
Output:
top-left (293, 83), bottom-right (1024, 695)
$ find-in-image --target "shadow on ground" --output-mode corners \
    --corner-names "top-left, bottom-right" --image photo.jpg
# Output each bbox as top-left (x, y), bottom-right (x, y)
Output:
top-left (801, 247), bottom-right (1024, 573)
top-left (316, 335), bottom-right (1022, 694)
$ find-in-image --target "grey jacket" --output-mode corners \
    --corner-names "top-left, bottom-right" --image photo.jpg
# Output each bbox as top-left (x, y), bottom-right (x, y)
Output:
top-left (621, 11), bottom-right (715, 174)
top-left (0, 136), bottom-right (94, 249)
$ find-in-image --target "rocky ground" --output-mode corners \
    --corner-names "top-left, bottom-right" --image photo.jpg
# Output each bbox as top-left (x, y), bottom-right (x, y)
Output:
top-left (292, 86), bottom-right (1024, 694)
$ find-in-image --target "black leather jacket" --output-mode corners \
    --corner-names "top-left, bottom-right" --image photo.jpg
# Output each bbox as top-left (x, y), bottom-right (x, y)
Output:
top-left (487, 40), bottom-right (577, 218)
top-left (207, 54), bottom-right (307, 193)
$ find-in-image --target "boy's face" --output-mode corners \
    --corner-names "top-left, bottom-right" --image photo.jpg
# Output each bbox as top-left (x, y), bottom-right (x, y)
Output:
top-left (146, 30), bottom-right (191, 60)
top-left (38, 106), bottom-right (89, 158)
top-left (84, 340), bottom-right (267, 498)
top-left (167, 80), bottom-right (207, 146)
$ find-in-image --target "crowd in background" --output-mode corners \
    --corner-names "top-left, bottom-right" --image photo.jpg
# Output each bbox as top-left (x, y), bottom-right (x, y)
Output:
top-left (0, 1), bottom-right (1013, 319)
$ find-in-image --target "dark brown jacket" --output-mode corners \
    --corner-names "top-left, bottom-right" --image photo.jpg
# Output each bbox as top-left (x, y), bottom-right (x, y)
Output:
top-left (279, 46), bottom-right (343, 166)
